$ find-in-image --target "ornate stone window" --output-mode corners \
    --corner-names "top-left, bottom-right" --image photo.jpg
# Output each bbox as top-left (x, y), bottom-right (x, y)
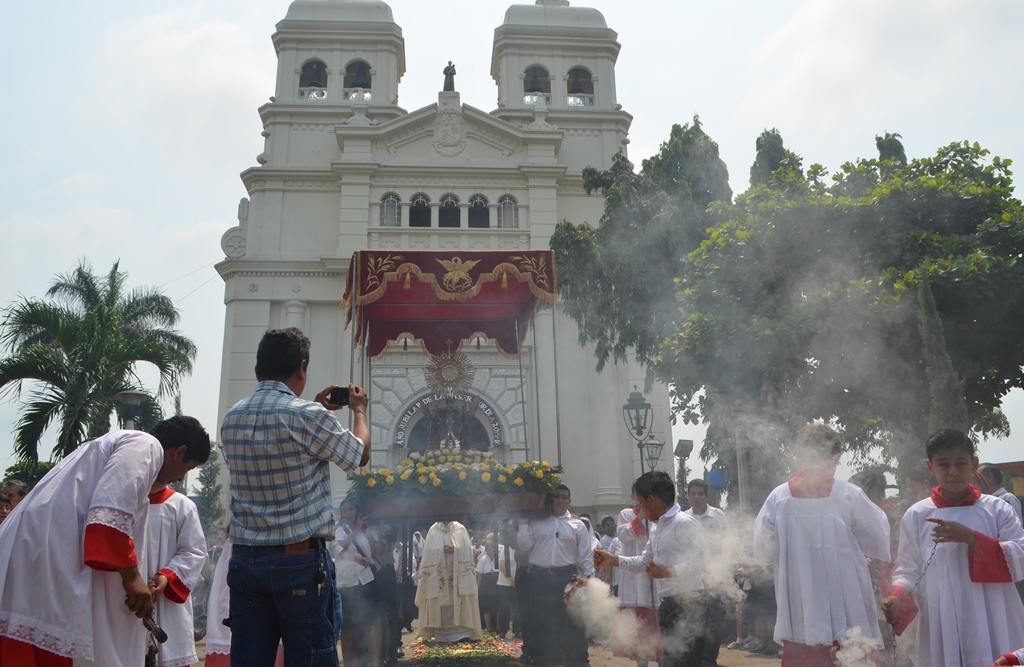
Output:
top-left (409, 193), bottom-right (431, 227)
top-left (343, 60), bottom-right (373, 101)
top-left (497, 195), bottom-right (518, 229)
top-left (523, 66), bottom-right (551, 106)
top-left (566, 67), bottom-right (595, 107)
top-left (299, 60), bottom-right (328, 100)
top-left (468, 195), bottom-right (489, 229)
top-left (380, 193), bottom-right (401, 227)
top-left (438, 193), bottom-right (460, 228)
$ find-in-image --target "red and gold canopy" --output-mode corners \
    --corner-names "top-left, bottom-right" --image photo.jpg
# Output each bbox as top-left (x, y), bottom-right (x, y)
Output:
top-left (343, 250), bottom-right (557, 359)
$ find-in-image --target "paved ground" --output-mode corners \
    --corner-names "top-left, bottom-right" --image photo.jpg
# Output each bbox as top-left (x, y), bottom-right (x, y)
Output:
top-left (194, 629), bottom-right (783, 666)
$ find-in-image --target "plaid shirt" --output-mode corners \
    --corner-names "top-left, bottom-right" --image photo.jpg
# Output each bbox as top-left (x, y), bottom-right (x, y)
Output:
top-left (221, 381), bottom-right (364, 546)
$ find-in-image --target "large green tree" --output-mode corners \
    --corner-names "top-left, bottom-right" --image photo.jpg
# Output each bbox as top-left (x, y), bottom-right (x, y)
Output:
top-left (550, 117), bottom-right (731, 372)
top-left (0, 261), bottom-right (196, 460)
top-left (554, 125), bottom-right (1024, 506)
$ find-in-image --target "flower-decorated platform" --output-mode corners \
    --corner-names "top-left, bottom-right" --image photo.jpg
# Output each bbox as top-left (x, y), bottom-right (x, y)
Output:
top-left (350, 450), bottom-right (559, 521)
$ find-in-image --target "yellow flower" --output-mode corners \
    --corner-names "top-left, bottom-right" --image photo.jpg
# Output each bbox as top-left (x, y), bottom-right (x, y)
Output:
top-left (403, 459), bottom-right (413, 467)
top-left (401, 472), bottom-right (410, 481)
top-left (514, 478), bottom-right (524, 487)
top-left (380, 468), bottom-right (391, 476)
top-left (419, 476), bottom-right (428, 484)
top-left (433, 477), bottom-right (442, 487)
top-left (535, 470), bottom-right (544, 478)
top-left (428, 459), bottom-right (436, 466)
top-left (438, 456), bottom-right (447, 463)
top-left (361, 468), bottom-right (371, 476)
top-left (482, 473), bottom-right (491, 482)
top-left (386, 476), bottom-right (395, 485)
top-left (429, 472), bottom-right (437, 480)
top-left (367, 478), bottom-right (377, 487)
top-left (542, 461), bottom-right (550, 467)
top-left (459, 471), bottom-right (467, 480)
top-left (498, 475), bottom-right (507, 483)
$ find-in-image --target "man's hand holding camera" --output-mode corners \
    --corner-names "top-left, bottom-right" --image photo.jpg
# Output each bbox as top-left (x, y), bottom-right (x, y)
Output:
top-left (317, 384), bottom-right (368, 415)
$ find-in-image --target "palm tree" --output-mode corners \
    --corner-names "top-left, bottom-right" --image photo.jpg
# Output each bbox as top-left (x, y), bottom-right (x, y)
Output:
top-left (0, 261), bottom-right (196, 460)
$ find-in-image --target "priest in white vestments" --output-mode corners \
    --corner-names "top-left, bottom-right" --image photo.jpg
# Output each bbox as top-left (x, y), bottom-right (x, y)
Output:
top-left (0, 417), bottom-right (210, 667)
top-left (883, 428), bottom-right (1024, 667)
top-left (753, 424), bottom-right (890, 667)
top-left (145, 484), bottom-right (208, 667)
top-left (415, 520), bottom-right (482, 642)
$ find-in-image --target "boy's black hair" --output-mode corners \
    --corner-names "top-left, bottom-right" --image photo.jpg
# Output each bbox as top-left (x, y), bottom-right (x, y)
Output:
top-left (687, 478), bottom-right (710, 494)
top-left (925, 429), bottom-right (974, 460)
top-left (0, 493), bottom-right (10, 506)
top-left (149, 415), bottom-right (211, 464)
top-left (554, 484), bottom-right (571, 497)
top-left (255, 328), bottom-right (310, 381)
top-left (792, 424), bottom-right (843, 462)
top-left (633, 471), bottom-right (675, 505)
top-left (601, 516), bottom-right (615, 525)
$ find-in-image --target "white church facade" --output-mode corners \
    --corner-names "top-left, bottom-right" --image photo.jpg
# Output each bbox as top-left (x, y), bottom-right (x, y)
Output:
top-left (215, 0), bottom-right (674, 516)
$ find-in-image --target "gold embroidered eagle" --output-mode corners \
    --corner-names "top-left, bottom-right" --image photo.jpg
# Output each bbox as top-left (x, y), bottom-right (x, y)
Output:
top-left (437, 257), bottom-right (481, 292)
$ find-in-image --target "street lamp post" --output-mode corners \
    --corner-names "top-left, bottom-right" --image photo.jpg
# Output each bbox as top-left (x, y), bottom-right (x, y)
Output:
top-left (623, 387), bottom-right (654, 473)
top-left (114, 390), bottom-right (150, 430)
top-left (622, 388), bottom-right (666, 474)
top-left (643, 435), bottom-right (664, 473)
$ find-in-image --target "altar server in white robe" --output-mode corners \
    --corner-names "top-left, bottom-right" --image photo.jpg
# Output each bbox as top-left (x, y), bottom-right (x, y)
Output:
top-left (415, 520), bottom-right (482, 642)
top-left (0, 417), bottom-right (210, 667)
top-left (753, 424), bottom-right (890, 667)
top-left (883, 428), bottom-right (1024, 667)
top-left (145, 484), bottom-right (207, 667)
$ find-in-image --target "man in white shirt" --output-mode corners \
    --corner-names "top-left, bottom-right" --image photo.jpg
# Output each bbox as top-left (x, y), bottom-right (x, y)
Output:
top-left (980, 464), bottom-right (1024, 525)
top-left (596, 471), bottom-right (710, 667)
top-left (682, 479), bottom-right (728, 666)
top-left (518, 484), bottom-right (595, 667)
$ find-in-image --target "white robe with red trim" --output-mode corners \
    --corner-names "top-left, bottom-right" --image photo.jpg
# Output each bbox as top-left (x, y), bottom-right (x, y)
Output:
top-left (0, 430), bottom-right (162, 667)
top-left (146, 488), bottom-right (207, 667)
top-left (892, 494), bottom-right (1024, 667)
top-left (753, 478), bottom-right (891, 648)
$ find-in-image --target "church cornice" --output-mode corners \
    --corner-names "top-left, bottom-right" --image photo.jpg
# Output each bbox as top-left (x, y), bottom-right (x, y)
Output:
top-left (216, 258), bottom-right (346, 281)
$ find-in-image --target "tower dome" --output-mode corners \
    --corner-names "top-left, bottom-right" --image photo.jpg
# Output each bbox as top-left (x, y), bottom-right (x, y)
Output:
top-left (283, 0), bottom-right (395, 23)
top-left (502, 0), bottom-right (608, 30)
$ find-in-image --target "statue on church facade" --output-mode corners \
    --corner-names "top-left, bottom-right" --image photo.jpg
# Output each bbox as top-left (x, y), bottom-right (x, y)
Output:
top-left (443, 61), bottom-right (456, 92)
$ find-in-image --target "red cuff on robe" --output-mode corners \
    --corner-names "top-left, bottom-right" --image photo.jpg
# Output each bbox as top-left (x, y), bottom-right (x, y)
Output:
top-left (968, 532), bottom-right (1013, 583)
top-left (630, 516), bottom-right (647, 538)
top-left (84, 523), bottom-right (137, 571)
top-left (157, 568), bottom-right (190, 604)
top-left (886, 584), bottom-right (918, 636)
top-left (1002, 654), bottom-right (1021, 665)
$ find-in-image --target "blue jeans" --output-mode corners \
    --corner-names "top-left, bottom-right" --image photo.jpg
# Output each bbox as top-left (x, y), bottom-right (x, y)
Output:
top-left (227, 542), bottom-right (340, 667)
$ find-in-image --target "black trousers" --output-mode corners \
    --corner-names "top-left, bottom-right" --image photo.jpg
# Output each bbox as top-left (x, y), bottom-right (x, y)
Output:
top-left (496, 584), bottom-right (514, 636)
top-left (659, 594), bottom-right (707, 667)
top-left (522, 565), bottom-right (588, 667)
top-left (702, 593), bottom-right (725, 663)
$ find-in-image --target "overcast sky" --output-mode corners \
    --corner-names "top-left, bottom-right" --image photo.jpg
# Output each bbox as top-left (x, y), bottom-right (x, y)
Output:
top-left (2, 0), bottom-right (1022, 476)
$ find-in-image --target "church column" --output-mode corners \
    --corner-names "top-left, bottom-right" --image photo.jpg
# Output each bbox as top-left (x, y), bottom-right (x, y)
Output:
top-left (284, 299), bottom-right (308, 331)
top-left (532, 308), bottom-right (559, 466)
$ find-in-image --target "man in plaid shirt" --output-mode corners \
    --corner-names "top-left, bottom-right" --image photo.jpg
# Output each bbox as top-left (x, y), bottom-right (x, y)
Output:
top-left (222, 327), bottom-right (370, 667)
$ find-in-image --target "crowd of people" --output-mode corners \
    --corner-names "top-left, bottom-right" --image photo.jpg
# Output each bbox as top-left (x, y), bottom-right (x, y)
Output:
top-left (0, 326), bottom-right (1023, 667)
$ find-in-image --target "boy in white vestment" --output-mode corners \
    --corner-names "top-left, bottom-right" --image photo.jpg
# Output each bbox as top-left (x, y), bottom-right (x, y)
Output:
top-left (0, 416), bottom-right (210, 667)
top-left (145, 484), bottom-right (207, 667)
top-left (882, 428), bottom-right (1024, 667)
top-left (753, 424), bottom-right (891, 667)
